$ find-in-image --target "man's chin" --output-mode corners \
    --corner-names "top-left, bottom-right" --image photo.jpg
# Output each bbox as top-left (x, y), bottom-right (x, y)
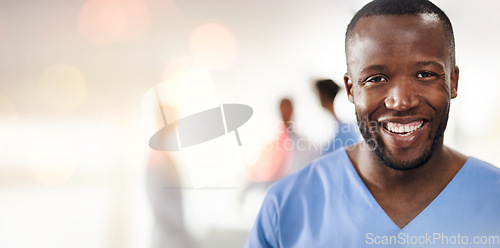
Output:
top-left (373, 145), bottom-right (434, 171)
top-left (378, 156), bottom-right (427, 170)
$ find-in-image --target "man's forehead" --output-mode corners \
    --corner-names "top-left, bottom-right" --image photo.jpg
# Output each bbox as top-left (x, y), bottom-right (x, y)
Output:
top-left (350, 14), bottom-right (442, 41)
top-left (346, 14), bottom-right (448, 68)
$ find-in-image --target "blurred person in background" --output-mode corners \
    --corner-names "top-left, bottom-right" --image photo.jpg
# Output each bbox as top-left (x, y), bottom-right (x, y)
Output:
top-left (276, 98), bottom-right (319, 175)
top-left (315, 79), bottom-right (361, 154)
top-left (146, 105), bottom-right (194, 248)
top-left (246, 0), bottom-right (500, 247)
top-left (241, 98), bottom-right (318, 201)
top-left (146, 150), bottom-right (194, 248)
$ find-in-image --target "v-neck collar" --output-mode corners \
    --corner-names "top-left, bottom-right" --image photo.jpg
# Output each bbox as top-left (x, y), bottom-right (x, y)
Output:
top-left (339, 148), bottom-right (472, 231)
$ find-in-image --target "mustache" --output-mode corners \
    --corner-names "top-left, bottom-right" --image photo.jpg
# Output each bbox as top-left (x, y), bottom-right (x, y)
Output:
top-left (378, 109), bottom-right (421, 118)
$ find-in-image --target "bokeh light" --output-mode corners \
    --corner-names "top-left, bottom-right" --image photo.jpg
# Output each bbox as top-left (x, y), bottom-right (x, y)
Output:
top-left (28, 138), bottom-right (76, 186)
top-left (147, 0), bottom-right (180, 13)
top-left (78, 0), bottom-right (127, 45)
top-left (117, 0), bottom-right (151, 42)
top-left (38, 64), bottom-right (87, 111)
top-left (190, 23), bottom-right (238, 71)
top-left (78, 0), bottom-right (150, 44)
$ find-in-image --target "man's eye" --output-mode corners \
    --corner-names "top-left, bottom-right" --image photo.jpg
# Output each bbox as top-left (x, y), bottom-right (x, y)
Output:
top-left (366, 76), bottom-right (387, 83)
top-left (417, 72), bottom-right (435, 78)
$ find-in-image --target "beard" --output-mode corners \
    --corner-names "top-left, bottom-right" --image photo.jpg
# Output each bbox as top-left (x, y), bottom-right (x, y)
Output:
top-left (356, 106), bottom-right (449, 170)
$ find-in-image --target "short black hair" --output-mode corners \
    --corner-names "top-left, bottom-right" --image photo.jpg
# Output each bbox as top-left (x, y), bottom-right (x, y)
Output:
top-left (345, 0), bottom-right (455, 66)
top-left (316, 79), bottom-right (340, 101)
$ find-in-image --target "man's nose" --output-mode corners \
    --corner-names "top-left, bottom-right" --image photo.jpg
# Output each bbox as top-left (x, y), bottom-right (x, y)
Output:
top-left (384, 81), bottom-right (421, 111)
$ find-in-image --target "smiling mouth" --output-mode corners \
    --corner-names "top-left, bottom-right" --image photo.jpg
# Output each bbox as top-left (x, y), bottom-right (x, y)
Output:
top-left (382, 120), bottom-right (425, 136)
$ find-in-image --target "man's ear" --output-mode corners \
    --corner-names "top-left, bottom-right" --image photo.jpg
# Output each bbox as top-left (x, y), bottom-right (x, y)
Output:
top-left (344, 73), bottom-right (354, 103)
top-left (451, 65), bottom-right (459, 99)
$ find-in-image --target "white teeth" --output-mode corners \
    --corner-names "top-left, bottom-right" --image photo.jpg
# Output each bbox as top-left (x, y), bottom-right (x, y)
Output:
top-left (385, 121), bottom-right (424, 135)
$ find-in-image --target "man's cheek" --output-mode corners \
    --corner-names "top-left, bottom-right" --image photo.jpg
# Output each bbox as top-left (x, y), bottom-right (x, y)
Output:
top-left (369, 120), bottom-right (380, 133)
top-left (352, 96), bottom-right (370, 111)
top-left (355, 110), bottom-right (376, 132)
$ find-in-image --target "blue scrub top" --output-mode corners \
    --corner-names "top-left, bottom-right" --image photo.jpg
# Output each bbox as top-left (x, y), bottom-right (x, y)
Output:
top-left (246, 148), bottom-right (500, 247)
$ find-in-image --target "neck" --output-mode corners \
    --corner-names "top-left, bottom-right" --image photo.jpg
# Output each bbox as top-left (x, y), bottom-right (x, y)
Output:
top-left (348, 141), bottom-right (465, 191)
top-left (346, 141), bottom-right (467, 229)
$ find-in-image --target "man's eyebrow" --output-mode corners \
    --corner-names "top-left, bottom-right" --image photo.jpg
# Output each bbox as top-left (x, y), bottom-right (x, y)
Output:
top-left (360, 65), bottom-right (387, 74)
top-left (415, 61), bottom-right (445, 70)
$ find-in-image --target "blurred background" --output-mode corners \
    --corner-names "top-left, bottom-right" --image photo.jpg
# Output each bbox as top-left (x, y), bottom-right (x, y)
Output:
top-left (1, 0), bottom-right (500, 247)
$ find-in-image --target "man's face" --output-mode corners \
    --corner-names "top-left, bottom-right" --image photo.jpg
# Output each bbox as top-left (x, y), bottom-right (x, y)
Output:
top-left (344, 15), bottom-right (459, 170)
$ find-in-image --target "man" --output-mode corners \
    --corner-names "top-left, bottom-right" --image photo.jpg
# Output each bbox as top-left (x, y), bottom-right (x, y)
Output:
top-left (246, 0), bottom-right (500, 247)
top-left (315, 79), bottom-right (360, 154)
